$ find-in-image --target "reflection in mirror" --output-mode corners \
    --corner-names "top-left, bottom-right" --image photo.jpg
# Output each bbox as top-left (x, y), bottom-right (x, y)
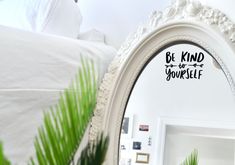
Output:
top-left (119, 43), bottom-right (235, 165)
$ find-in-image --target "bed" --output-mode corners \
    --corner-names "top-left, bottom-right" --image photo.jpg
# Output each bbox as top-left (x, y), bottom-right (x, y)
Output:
top-left (0, 1), bottom-right (116, 164)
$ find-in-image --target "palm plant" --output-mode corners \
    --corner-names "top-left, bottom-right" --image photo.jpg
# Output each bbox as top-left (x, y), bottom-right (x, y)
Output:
top-left (0, 142), bottom-right (10, 165)
top-left (77, 133), bottom-right (109, 165)
top-left (29, 58), bottom-right (109, 165)
top-left (0, 57), bottom-right (108, 165)
top-left (181, 149), bottom-right (198, 165)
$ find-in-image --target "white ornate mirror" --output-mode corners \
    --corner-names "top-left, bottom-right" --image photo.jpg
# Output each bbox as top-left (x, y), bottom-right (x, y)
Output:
top-left (90, 0), bottom-right (235, 164)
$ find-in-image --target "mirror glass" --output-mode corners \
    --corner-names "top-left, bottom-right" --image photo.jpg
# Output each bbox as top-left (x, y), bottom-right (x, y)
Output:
top-left (119, 43), bottom-right (235, 165)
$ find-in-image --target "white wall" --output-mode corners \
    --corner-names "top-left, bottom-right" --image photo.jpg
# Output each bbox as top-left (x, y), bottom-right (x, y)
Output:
top-left (79, 0), bottom-right (235, 48)
top-left (79, 0), bottom-right (171, 48)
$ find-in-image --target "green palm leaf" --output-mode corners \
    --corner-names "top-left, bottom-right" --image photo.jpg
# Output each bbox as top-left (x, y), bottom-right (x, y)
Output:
top-left (0, 142), bottom-right (10, 165)
top-left (181, 149), bottom-right (198, 165)
top-left (30, 57), bottom-right (98, 165)
top-left (77, 133), bottom-right (109, 165)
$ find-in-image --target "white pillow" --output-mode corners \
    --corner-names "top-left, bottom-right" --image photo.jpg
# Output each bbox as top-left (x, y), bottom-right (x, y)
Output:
top-left (0, 0), bottom-right (82, 38)
top-left (27, 0), bottom-right (55, 31)
top-left (39, 0), bottom-right (82, 38)
top-left (78, 29), bottom-right (106, 43)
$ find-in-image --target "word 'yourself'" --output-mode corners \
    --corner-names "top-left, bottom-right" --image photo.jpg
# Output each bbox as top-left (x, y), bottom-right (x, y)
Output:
top-left (165, 51), bottom-right (204, 81)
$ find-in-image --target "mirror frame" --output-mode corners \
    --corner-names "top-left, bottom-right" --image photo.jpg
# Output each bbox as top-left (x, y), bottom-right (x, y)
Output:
top-left (89, 1), bottom-right (235, 164)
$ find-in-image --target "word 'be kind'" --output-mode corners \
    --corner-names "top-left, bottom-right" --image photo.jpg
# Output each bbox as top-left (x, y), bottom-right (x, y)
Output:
top-left (165, 51), bottom-right (204, 81)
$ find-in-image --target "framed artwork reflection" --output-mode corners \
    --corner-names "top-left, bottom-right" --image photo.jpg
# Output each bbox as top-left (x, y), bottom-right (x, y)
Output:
top-left (121, 116), bottom-right (133, 138)
top-left (133, 141), bottom-right (141, 150)
top-left (136, 153), bottom-right (150, 164)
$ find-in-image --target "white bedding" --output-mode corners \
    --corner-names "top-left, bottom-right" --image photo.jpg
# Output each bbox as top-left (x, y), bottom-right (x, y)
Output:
top-left (0, 25), bottom-right (116, 164)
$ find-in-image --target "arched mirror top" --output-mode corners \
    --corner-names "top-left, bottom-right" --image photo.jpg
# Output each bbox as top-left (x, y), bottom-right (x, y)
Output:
top-left (90, 1), bottom-right (235, 164)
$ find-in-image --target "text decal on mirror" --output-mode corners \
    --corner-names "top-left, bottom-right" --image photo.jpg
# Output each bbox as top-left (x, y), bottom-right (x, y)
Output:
top-left (165, 51), bottom-right (204, 81)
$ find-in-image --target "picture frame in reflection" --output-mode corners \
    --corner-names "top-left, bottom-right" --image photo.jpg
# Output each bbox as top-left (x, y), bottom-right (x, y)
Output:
top-left (139, 124), bottom-right (149, 132)
top-left (132, 141), bottom-right (141, 150)
top-left (136, 153), bottom-right (149, 164)
top-left (121, 116), bottom-right (133, 138)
